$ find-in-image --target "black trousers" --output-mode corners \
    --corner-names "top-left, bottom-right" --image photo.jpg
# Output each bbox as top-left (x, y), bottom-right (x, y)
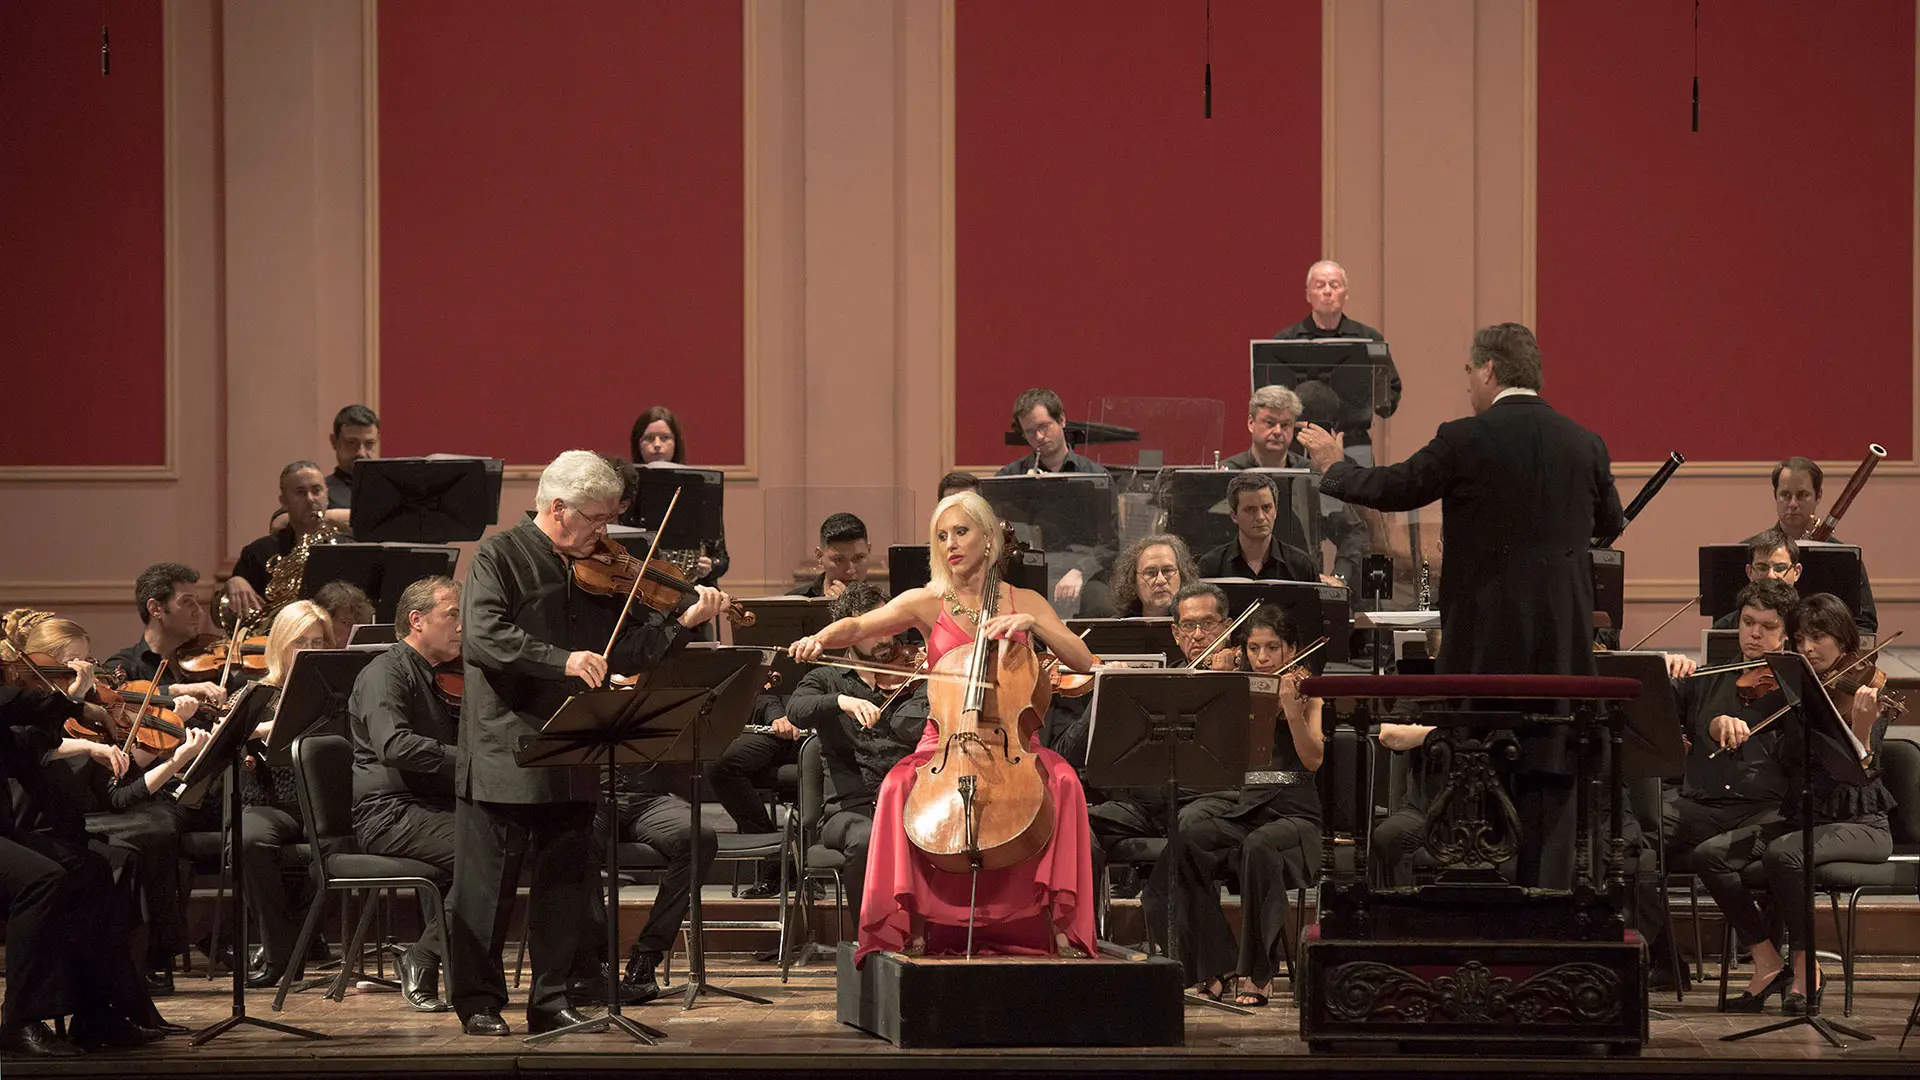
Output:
top-left (593, 790), bottom-right (717, 959)
top-left (705, 732), bottom-right (796, 837)
top-left (0, 835), bottom-right (74, 1028)
top-left (240, 804), bottom-right (306, 969)
top-left (819, 804), bottom-right (873, 928)
top-left (1666, 795), bottom-right (1780, 855)
top-left (448, 798), bottom-right (600, 1022)
top-left (1369, 808), bottom-right (1426, 889)
top-left (353, 795), bottom-right (456, 967)
top-left (85, 799), bottom-right (188, 967)
top-left (1697, 814), bottom-right (1893, 947)
top-left (1513, 773), bottom-right (1578, 889)
top-left (1239, 815), bottom-right (1322, 987)
top-left (1, 831), bottom-right (160, 1029)
top-left (1139, 792), bottom-right (1314, 986)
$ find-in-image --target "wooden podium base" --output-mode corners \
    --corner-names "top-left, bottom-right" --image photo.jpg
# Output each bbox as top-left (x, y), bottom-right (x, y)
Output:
top-left (835, 942), bottom-right (1186, 1048)
top-left (1299, 929), bottom-right (1648, 1055)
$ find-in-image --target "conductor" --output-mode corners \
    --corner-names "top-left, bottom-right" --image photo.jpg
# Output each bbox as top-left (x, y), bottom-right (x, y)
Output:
top-left (1297, 322), bottom-right (1624, 888)
top-left (447, 451), bottom-right (729, 1037)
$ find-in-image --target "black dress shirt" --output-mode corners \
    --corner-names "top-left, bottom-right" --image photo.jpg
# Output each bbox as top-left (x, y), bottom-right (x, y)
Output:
top-left (349, 640), bottom-right (457, 807)
top-left (784, 666), bottom-right (885, 811)
top-left (1220, 449), bottom-right (1311, 472)
top-left (996, 448), bottom-right (1109, 477)
top-left (1674, 670), bottom-right (1789, 805)
top-left (107, 640), bottom-right (167, 684)
top-left (1196, 535), bottom-right (1319, 583)
top-left (459, 518), bottom-right (686, 804)
top-left (327, 467), bottom-right (354, 510)
top-left (231, 531), bottom-right (296, 596)
top-left (1272, 314), bottom-right (1401, 447)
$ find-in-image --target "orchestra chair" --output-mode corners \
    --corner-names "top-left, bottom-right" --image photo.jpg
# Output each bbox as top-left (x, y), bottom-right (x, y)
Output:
top-left (1812, 737), bottom-right (1920, 1016)
top-left (790, 735), bottom-right (849, 973)
top-left (273, 734), bottom-right (451, 1011)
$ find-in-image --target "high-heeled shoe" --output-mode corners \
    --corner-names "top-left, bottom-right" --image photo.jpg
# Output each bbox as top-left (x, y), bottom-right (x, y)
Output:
top-left (1722, 967), bottom-right (1790, 1013)
top-left (1781, 977), bottom-right (1825, 1016)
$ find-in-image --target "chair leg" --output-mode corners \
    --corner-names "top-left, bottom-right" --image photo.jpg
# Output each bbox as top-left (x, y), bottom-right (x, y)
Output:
top-left (1716, 920), bottom-right (1732, 1012)
top-left (1687, 876), bottom-right (1704, 982)
top-left (1843, 889), bottom-right (1863, 1018)
top-left (511, 892), bottom-right (529, 989)
top-left (330, 889), bottom-right (382, 1002)
top-left (273, 882), bottom-right (334, 1012)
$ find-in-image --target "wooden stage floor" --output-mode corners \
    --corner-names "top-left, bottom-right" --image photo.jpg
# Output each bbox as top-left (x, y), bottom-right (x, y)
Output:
top-left (6, 953), bottom-right (1919, 1078)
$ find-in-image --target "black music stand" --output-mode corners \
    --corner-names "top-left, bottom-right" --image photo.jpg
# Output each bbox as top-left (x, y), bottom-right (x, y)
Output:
top-left (731, 597), bottom-right (833, 698)
top-left (622, 466), bottom-right (724, 548)
top-left (1248, 339), bottom-right (1396, 440)
top-left (514, 684), bottom-right (707, 1047)
top-left (347, 623), bottom-right (393, 646)
top-left (629, 645), bottom-right (774, 1009)
top-left (1723, 651), bottom-right (1874, 1048)
top-left (1084, 670), bottom-right (1252, 1014)
top-left (181, 682), bottom-right (328, 1046)
top-left (1067, 618), bottom-right (1181, 667)
top-left (349, 456), bottom-right (502, 542)
top-left (263, 647), bottom-right (385, 762)
top-left (300, 544), bottom-right (460, 622)
top-left (1698, 543), bottom-right (1866, 620)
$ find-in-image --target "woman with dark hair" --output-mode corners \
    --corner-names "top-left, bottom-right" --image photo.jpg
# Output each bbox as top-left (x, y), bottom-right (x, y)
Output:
top-left (627, 406), bottom-right (728, 586)
top-left (1697, 592), bottom-right (1895, 1015)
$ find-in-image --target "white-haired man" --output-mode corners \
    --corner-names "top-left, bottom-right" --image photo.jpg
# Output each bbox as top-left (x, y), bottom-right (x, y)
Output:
top-left (447, 450), bottom-right (728, 1037)
top-left (1274, 260), bottom-right (1402, 463)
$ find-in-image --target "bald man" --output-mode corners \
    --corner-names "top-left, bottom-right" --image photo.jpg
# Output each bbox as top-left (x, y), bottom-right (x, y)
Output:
top-left (1274, 260), bottom-right (1402, 459)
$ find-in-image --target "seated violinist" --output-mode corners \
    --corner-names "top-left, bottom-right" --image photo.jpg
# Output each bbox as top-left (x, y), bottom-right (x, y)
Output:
top-left (1146, 605), bottom-right (1325, 1007)
top-left (1768, 456), bottom-right (1876, 633)
top-left (2, 610), bottom-right (211, 996)
top-left (106, 563), bottom-right (228, 707)
top-left (1194, 474), bottom-right (1324, 584)
top-left (224, 462), bottom-right (352, 624)
top-left (1697, 593), bottom-right (1896, 1014)
top-left (788, 491), bottom-right (1100, 961)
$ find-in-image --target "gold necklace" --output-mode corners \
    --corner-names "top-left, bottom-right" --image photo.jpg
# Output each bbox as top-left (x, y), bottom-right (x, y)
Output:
top-left (943, 587), bottom-right (984, 624)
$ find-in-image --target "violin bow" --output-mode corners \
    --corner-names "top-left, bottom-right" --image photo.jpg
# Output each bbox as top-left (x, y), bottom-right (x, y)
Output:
top-left (1188, 601), bottom-right (1263, 670)
top-left (602, 486), bottom-right (681, 660)
top-left (1626, 594), bottom-right (1702, 651)
top-left (117, 659), bottom-right (169, 759)
top-left (1707, 632), bottom-right (1903, 756)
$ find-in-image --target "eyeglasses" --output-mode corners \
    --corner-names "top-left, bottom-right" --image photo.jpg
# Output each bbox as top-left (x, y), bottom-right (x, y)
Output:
top-left (1750, 562), bottom-right (1795, 575)
top-left (564, 504), bottom-right (618, 528)
top-left (1174, 619), bottom-right (1224, 635)
top-left (1138, 567), bottom-right (1179, 581)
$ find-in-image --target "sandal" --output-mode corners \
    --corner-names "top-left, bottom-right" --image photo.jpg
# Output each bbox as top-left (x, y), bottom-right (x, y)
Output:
top-left (1190, 978), bottom-right (1230, 1002)
top-left (1053, 931), bottom-right (1089, 959)
top-left (1234, 988), bottom-right (1270, 1008)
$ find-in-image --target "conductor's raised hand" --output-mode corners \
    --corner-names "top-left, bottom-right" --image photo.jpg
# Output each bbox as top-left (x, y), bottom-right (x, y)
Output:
top-left (1295, 422), bottom-right (1345, 473)
top-left (566, 650), bottom-right (610, 689)
top-left (678, 585), bottom-right (728, 629)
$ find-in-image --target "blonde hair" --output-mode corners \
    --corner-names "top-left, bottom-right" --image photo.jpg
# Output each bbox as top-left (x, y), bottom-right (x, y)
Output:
top-left (926, 491), bottom-right (1004, 595)
top-left (2, 608), bottom-right (88, 659)
top-left (263, 600), bottom-right (332, 686)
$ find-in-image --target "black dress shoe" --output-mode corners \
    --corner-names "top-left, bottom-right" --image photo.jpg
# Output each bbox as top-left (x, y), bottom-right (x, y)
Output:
top-left (570, 962), bottom-right (652, 1005)
top-left (146, 968), bottom-right (176, 996)
top-left (398, 950), bottom-right (451, 1013)
top-left (526, 1006), bottom-right (599, 1035)
top-left (621, 951), bottom-right (665, 1005)
top-left (70, 1010), bottom-right (159, 1051)
top-left (0, 1021), bottom-right (83, 1057)
top-left (245, 962), bottom-right (291, 990)
top-left (462, 1011), bottom-right (510, 1037)
top-left (144, 1020), bottom-right (192, 1037)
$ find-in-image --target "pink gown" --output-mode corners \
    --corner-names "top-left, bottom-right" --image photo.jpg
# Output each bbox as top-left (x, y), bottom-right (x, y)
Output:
top-left (854, 600), bottom-right (1098, 965)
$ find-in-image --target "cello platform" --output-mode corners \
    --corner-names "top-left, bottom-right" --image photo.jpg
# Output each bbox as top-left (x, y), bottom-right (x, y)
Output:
top-left (835, 941), bottom-right (1186, 1048)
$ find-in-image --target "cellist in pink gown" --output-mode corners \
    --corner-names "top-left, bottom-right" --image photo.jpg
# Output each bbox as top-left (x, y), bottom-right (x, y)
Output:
top-left (788, 492), bottom-right (1100, 965)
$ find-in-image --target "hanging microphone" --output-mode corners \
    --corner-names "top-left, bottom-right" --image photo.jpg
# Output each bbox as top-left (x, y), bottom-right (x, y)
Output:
top-left (1691, 75), bottom-right (1698, 132)
top-left (102, 24), bottom-right (111, 76)
top-left (1205, 62), bottom-right (1213, 119)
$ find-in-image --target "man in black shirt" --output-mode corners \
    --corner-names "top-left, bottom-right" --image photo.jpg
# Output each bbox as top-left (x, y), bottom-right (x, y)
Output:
top-left (1767, 456), bottom-right (1878, 633)
top-left (790, 512), bottom-right (873, 599)
top-left (448, 451), bottom-right (728, 1037)
top-left (1709, 529), bottom-right (1802, 629)
top-left (347, 575), bottom-right (462, 1013)
top-left (997, 387), bottom-right (1114, 613)
top-left (107, 562), bottom-right (228, 708)
top-left (1273, 260), bottom-right (1402, 456)
top-left (1218, 384), bottom-right (1366, 582)
top-left (1672, 580), bottom-right (1794, 858)
top-left (225, 460), bottom-right (349, 622)
top-left (265, 404), bottom-right (379, 534)
top-left (783, 583), bottom-right (917, 926)
top-left (1194, 473), bottom-right (1321, 583)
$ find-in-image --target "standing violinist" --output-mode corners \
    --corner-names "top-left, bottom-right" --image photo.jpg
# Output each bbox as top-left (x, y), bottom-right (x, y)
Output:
top-left (1768, 457), bottom-right (1877, 633)
top-left (448, 450), bottom-right (727, 1038)
top-left (1697, 593), bottom-right (1895, 1014)
top-left (787, 490), bottom-right (1100, 963)
top-left (106, 563), bottom-right (228, 707)
top-left (346, 576), bottom-right (462, 1013)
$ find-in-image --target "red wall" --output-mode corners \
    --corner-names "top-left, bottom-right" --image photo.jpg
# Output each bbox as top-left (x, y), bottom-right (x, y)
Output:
top-left (378, 0), bottom-right (745, 466)
top-left (954, 0), bottom-right (1321, 467)
top-left (1539, 1), bottom-right (1914, 462)
top-left (0, 1), bottom-right (166, 467)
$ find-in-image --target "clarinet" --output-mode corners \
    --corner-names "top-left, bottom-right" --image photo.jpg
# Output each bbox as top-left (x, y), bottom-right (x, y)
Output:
top-left (1418, 558), bottom-right (1433, 610)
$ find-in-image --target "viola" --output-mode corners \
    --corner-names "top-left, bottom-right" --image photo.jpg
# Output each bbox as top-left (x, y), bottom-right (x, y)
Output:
top-left (572, 537), bottom-right (756, 626)
top-left (1734, 666), bottom-right (1780, 705)
top-left (905, 604), bottom-right (1054, 874)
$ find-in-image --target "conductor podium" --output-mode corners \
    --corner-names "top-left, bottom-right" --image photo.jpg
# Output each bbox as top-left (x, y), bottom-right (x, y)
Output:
top-left (1295, 673), bottom-right (1649, 1056)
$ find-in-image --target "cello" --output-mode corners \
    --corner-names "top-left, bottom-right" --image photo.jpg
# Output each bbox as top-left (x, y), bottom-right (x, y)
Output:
top-left (904, 574), bottom-right (1055, 881)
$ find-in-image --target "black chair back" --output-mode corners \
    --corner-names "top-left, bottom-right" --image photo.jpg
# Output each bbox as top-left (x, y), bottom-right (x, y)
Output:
top-left (290, 734), bottom-right (360, 858)
top-left (797, 735), bottom-right (826, 834)
top-left (1879, 738), bottom-right (1920, 847)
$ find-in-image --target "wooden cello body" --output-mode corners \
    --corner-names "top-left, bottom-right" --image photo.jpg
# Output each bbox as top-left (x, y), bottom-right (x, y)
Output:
top-left (904, 630), bottom-right (1055, 874)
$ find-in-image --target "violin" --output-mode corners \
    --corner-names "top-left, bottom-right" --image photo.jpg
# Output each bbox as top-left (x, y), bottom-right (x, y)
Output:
top-left (0, 649), bottom-right (192, 755)
top-left (173, 631), bottom-right (269, 678)
top-left (572, 537), bottom-right (756, 626)
top-left (905, 590), bottom-right (1054, 874)
top-left (1734, 666), bottom-right (1780, 705)
top-left (433, 663), bottom-right (463, 716)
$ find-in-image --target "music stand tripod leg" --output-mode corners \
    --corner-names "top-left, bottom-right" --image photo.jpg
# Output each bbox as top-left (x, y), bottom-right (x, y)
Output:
top-left (191, 752), bottom-right (328, 1046)
top-left (681, 684), bottom-right (771, 1009)
top-left (525, 744), bottom-right (663, 1046)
